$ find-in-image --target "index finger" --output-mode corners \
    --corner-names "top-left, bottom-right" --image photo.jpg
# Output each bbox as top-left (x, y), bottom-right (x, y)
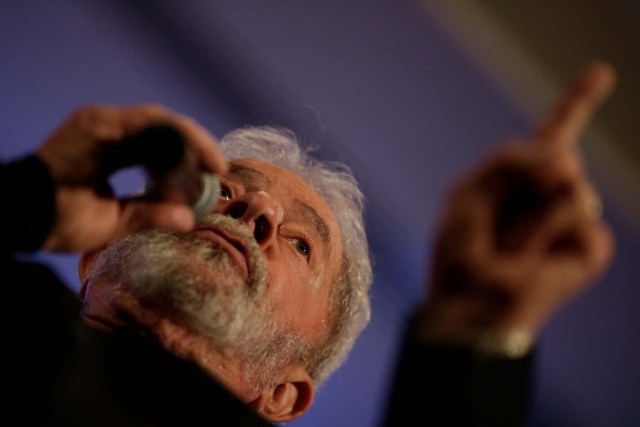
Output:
top-left (533, 60), bottom-right (616, 147)
top-left (119, 105), bottom-right (229, 175)
top-left (170, 113), bottom-right (229, 175)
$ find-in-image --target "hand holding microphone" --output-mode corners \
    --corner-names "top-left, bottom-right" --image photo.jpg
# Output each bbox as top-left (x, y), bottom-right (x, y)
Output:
top-left (36, 105), bottom-right (228, 252)
top-left (125, 124), bottom-right (221, 223)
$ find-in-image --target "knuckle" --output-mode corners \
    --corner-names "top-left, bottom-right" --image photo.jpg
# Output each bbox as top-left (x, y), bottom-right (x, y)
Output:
top-left (129, 103), bottom-right (172, 117)
top-left (118, 104), bottom-right (173, 126)
top-left (70, 104), bottom-right (104, 123)
top-left (68, 105), bottom-right (113, 137)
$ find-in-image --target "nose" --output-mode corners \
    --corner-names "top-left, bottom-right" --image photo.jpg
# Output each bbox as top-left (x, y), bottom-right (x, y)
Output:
top-left (221, 191), bottom-right (279, 249)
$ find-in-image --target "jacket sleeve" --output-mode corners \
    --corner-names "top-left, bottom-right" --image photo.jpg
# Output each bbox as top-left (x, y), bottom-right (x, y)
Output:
top-left (0, 154), bottom-right (56, 253)
top-left (382, 309), bottom-right (534, 427)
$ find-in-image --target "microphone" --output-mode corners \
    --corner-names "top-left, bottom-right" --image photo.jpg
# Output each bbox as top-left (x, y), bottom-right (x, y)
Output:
top-left (122, 124), bottom-right (221, 223)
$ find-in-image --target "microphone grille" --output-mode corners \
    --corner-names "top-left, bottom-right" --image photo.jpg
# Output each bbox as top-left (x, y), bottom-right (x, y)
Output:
top-left (191, 173), bottom-right (221, 223)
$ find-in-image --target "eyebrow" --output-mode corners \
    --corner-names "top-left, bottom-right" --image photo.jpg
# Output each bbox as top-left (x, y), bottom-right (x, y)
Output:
top-left (228, 163), bottom-right (271, 188)
top-left (293, 199), bottom-right (331, 245)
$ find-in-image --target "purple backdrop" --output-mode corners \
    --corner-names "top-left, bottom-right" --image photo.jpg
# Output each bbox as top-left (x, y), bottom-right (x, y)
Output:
top-left (1, 2), bottom-right (639, 426)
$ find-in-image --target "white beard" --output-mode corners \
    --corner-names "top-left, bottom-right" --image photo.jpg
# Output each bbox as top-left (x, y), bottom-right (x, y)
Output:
top-left (90, 215), bottom-right (301, 386)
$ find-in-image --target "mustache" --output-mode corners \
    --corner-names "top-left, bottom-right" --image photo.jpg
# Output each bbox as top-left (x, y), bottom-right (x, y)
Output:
top-left (193, 214), bottom-right (268, 296)
top-left (196, 214), bottom-right (255, 242)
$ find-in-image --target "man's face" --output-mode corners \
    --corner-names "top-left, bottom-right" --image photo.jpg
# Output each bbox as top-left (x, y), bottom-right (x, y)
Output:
top-left (79, 158), bottom-right (343, 394)
top-left (215, 159), bottom-right (344, 336)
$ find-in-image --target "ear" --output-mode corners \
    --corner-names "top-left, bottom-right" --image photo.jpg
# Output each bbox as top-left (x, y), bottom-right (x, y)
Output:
top-left (249, 364), bottom-right (315, 423)
top-left (78, 248), bottom-right (103, 299)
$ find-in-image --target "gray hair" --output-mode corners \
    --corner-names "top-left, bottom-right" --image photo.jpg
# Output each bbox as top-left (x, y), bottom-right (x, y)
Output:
top-left (219, 126), bottom-right (372, 386)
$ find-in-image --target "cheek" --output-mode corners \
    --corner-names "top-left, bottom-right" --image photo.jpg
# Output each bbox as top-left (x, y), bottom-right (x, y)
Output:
top-left (265, 262), bottom-right (330, 336)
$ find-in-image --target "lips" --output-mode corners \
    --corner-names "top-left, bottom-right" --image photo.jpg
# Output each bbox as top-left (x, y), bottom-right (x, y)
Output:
top-left (192, 226), bottom-right (250, 280)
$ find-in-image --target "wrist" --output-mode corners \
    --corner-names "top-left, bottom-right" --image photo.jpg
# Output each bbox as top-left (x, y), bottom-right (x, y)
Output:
top-left (416, 300), bottom-right (538, 359)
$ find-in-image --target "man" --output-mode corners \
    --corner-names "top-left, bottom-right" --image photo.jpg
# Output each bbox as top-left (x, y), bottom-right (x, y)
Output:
top-left (2, 105), bottom-right (371, 425)
top-left (77, 124), bottom-right (372, 422)
top-left (1, 61), bottom-right (615, 426)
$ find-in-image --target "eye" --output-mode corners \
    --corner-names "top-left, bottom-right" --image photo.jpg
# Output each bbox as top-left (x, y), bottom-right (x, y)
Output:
top-left (293, 238), bottom-right (310, 260)
top-left (220, 184), bottom-right (232, 200)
